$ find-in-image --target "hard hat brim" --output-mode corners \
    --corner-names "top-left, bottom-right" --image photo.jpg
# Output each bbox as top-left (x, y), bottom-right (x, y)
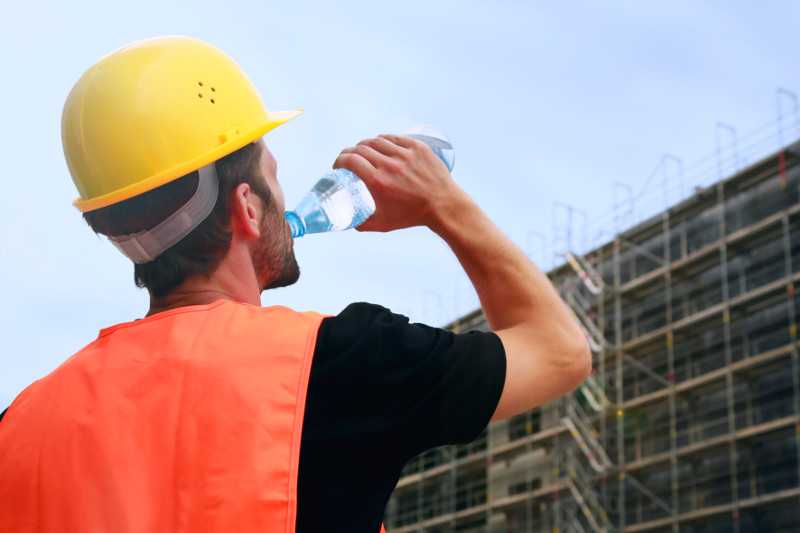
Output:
top-left (73, 108), bottom-right (303, 213)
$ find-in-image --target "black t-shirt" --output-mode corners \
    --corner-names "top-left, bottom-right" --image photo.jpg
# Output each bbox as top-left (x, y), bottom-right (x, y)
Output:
top-left (297, 303), bottom-right (506, 532)
top-left (0, 302), bottom-right (506, 532)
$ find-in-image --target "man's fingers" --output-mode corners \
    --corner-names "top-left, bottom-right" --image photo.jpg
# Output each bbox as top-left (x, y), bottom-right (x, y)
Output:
top-left (362, 137), bottom-right (409, 158)
top-left (379, 134), bottom-right (418, 150)
top-left (355, 216), bottom-right (380, 232)
top-left (355, 214), bottom-right (392, 233)
top-left (333, 152), bottom-right (377, 183)
top-left (353, 143), bottom-right (395, 170)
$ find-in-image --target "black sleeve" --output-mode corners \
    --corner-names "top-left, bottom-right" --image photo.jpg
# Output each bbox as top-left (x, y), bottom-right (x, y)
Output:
top-left (304, 302), bottom-right (506, 457)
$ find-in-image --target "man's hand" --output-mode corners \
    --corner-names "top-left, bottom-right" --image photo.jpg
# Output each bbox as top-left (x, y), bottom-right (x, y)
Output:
top-left (333, 135), bottom-right (468, 233)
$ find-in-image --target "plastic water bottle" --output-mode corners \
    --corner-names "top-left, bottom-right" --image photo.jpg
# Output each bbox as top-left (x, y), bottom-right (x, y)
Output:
top-left (285, 125), bottom-right (455, 238)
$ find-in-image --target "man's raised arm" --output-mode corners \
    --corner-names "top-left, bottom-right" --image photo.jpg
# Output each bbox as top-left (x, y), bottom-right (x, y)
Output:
top-left (334, 134), bottom-right (592, 420)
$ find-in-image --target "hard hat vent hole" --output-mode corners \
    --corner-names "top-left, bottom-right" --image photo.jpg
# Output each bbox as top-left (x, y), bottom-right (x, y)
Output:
top-left (197, 82), bottom-right (216, 104)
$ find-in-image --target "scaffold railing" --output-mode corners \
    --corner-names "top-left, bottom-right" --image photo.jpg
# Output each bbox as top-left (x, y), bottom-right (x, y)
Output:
top-left (566, 252), bottom-right (605, 295)
top-left (579, 374), bottom-right (611, 412)
top-left (558, 246), bottom-right (617, 532)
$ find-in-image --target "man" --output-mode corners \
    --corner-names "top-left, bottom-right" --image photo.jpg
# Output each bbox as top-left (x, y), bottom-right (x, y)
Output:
top-left (0, 37), bottom-right (590, 532)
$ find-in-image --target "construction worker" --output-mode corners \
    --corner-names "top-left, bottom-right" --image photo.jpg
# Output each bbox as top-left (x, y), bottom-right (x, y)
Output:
top-left (0, 37), bottom-right (591, 532)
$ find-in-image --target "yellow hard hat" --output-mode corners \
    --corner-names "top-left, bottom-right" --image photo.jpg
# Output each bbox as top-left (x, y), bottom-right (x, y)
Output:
top-left (62, 36), bottom-right (302, 212)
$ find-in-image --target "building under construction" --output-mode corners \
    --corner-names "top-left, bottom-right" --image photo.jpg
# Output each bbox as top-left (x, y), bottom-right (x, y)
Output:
top-left (385, 141), bottom-right (800, 532)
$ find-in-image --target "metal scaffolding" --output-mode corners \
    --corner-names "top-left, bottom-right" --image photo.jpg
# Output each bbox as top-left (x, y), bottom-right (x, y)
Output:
top-left (385, 133), bottom-right (800, 531)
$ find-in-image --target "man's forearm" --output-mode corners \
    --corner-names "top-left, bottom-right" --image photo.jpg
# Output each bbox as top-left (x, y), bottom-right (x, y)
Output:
top-left (430, 194), bottom-right (585, 350)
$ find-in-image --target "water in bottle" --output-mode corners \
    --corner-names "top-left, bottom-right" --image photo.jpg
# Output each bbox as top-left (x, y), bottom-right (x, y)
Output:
top-left (285, 126), bottom-right (455, 238)
top-left (284, 169), bottom-right (376, 238)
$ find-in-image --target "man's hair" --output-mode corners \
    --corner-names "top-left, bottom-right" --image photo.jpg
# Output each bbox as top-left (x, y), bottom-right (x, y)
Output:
top-left (84, 142), bottom-right (270, 298)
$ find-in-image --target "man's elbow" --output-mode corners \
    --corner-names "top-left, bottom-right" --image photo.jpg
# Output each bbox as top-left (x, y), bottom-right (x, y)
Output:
top-left (565, 336), bottom-right (593, 386)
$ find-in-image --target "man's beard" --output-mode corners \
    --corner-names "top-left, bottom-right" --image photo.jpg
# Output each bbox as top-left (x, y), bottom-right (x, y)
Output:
top-left (251, 205), bottom-right (300, 291)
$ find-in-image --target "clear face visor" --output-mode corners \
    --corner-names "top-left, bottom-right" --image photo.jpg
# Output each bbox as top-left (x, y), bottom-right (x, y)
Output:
top-left (108, 163), bottom-right (219, 264)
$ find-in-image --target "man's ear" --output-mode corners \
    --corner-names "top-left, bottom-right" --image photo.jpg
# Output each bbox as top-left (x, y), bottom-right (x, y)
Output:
top-left (230, 182), bottom-right (262, 240)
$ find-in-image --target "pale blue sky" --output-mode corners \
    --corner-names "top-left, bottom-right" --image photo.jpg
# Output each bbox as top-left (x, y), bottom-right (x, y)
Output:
top-left (2, 1), bottom-right (800, 406)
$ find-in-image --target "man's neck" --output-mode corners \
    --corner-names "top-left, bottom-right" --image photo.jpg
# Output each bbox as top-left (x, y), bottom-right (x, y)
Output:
top-left (147, 289), bottom-right (239, 317)
top-left (147, 260), bottom-right (261, 317)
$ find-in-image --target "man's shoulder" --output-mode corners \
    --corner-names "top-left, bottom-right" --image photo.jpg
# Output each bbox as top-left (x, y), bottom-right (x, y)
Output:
top-left (322, 302), bottom-right (395, 323)
top-left (317, 302), bottom-right (408, 348)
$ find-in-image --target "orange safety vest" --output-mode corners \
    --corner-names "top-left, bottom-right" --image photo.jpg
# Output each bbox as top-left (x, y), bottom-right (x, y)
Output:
top-left (0, 299), bottom-right (382, 532)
